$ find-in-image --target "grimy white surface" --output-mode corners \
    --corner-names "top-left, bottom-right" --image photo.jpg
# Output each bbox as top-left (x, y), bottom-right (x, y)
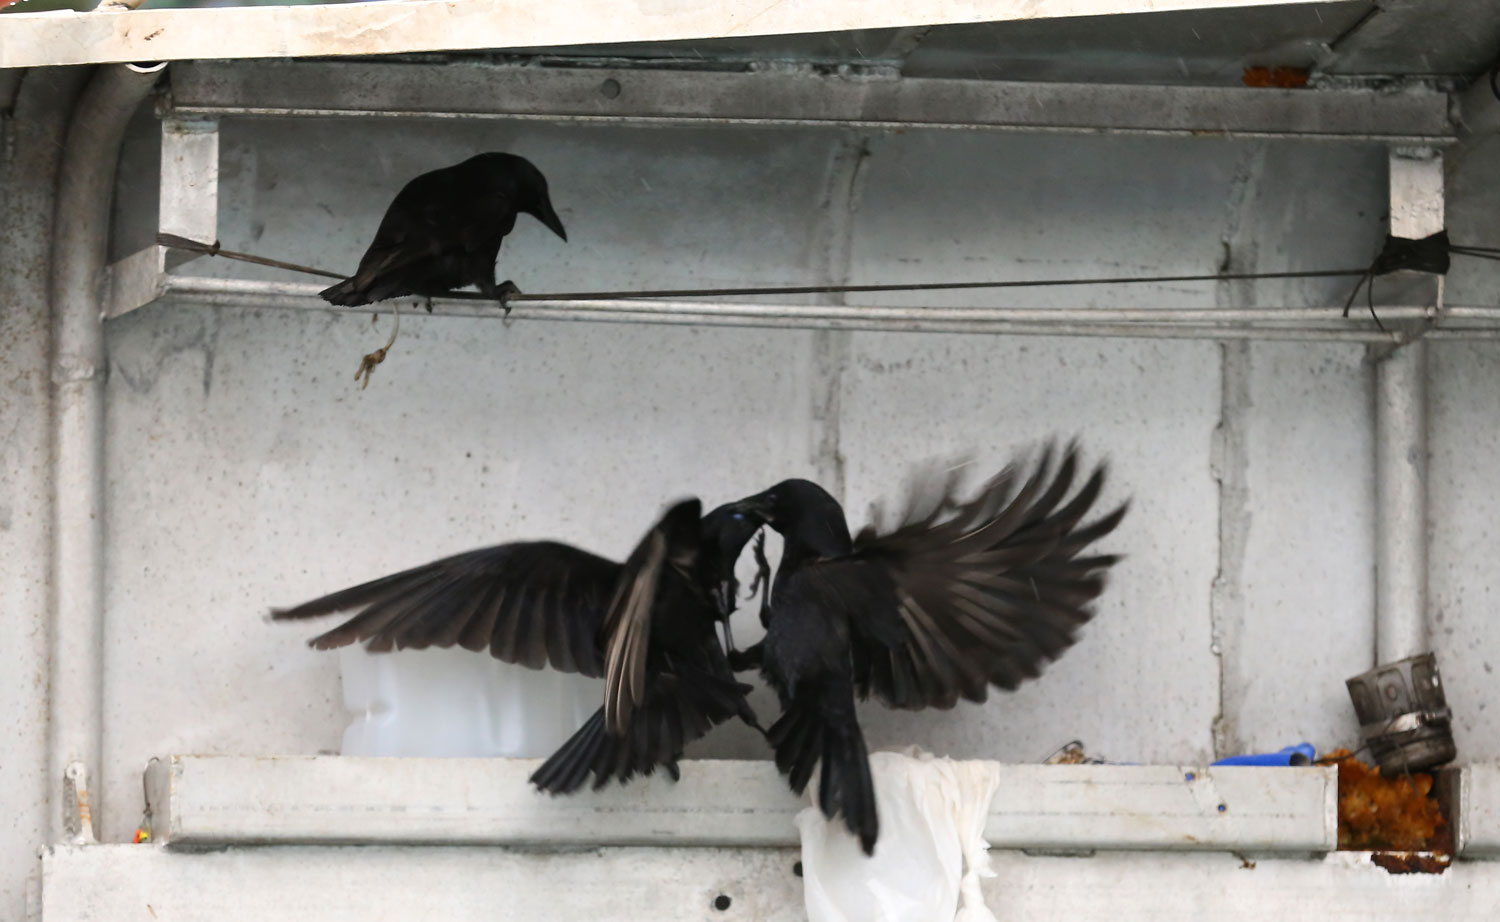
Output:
top-left (40, 845), bottom-right (1500, 922)
top-left (0, 0), bottom-right (1338, 69)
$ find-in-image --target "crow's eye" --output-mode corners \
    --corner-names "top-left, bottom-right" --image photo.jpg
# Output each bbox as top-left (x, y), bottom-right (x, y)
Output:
top-left (731, 512), bottom-right (745, 521)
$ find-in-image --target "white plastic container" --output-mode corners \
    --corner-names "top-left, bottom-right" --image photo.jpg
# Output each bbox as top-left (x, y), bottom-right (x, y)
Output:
top-left (339, 646), bottom-right (599, 758)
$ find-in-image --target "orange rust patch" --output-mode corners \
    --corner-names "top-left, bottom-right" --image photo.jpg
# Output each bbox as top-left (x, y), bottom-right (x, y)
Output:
top-left (1372, 852), bottom-right (1451, 875)
top-left (1242, 66), bottom-right (1311, 88)
top-left (1328, 749), bottom-right (1447, 852)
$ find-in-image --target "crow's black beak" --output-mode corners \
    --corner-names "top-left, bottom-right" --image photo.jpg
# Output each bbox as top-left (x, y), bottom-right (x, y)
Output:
top-left (727, 495), bottom-right (775, 526)
top-left (533, 198), bottom-right (567, 242)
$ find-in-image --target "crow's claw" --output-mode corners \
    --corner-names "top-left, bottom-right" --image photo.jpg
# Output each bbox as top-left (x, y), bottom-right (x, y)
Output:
top-left (495, 279), bottom-right (522, 317)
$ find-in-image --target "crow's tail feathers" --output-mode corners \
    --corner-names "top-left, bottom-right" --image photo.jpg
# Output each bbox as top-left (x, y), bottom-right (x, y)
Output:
top-left (530, 667), bottom-right (755, 795)
top-left (768, 691), bottom-right (878, 855)
top-left (319, 277), bottom-right (369, 306)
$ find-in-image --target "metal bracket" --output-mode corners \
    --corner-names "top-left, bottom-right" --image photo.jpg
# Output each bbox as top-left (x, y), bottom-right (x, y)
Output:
top-left (62, 762), bottom-right (97, 846)
top-left (1389, 147), bottom-right (1445, 240)
top-left (1368, 147), bottom-right (1446, 342)
top-left (106, 244), bottom-right (169, 320)
top-left (105, 116), bottom-right (220, 319)
top-left (159, 116), bottom-right (219, 271)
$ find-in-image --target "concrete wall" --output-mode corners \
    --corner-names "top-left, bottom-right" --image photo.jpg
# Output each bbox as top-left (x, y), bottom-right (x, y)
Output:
top-left (1433, 132), bottom-right (1500, 764)
top-left (5, 99), bottom-right (1499, 878)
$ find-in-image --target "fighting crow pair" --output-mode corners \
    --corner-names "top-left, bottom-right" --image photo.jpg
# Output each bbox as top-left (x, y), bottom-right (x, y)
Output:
top-left (273, 446), bottom-right (1126, 854)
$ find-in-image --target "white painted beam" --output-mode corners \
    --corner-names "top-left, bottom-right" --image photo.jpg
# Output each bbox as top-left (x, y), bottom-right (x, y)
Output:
top-left (1389, 149), bottom-right (1446, 240)
top-left (2, 0), bottom-right (1344, 70)
top-left (38, 844), bottom-right (1486, 922)
top-left (40, 844), bottom-right (805, 922)
top-left (167, 60), bottom-right (1456, 144)
top-left (1459, 763), bottom-right (1500, 856)
top-left (145, 755), bottom-right (1337, 852)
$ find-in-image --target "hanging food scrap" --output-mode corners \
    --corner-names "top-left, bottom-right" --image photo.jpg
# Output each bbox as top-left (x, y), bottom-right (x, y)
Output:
top-left (354, 301), bottom-right (401, 390)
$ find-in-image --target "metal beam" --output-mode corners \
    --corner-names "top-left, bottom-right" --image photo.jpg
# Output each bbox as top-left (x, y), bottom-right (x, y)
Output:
top-left (147, 755), bottom-right (1337, 853)
top-left (145, 276), bottom-right (1452, 343)
top-left (0, 0), bottom-right (1346, 70)
top-left (142, 275), bottom-right (1500, 342)
top-left (166, 60), bottom-right (1457, 144)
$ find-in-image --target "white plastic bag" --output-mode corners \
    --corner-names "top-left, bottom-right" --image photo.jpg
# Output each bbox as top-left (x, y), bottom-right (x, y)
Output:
top-left (798, 747), bottom-right (1001, 922)
top-left (339, 646), bottom-right (598, 757)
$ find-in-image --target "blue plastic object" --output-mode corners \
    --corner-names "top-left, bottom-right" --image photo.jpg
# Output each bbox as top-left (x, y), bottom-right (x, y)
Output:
top-left (1210, 743), bottom-right (1317, 767)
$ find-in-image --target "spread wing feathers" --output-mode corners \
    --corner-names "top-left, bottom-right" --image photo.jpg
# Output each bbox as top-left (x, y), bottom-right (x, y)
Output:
top-left (602, 529), bottom-right (667, 735)
top-left (530, 664), bottom-right (757, 794)
top-left (839, 442), bottom-right (1129, 710)
top-left (269, 541), bottom-right (619, 678)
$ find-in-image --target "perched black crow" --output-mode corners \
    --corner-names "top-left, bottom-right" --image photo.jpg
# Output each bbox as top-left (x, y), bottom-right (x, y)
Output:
top-left (719, 445), bottom-right (1128, 854)
top-left (271, 498), bottom-right (762, 793)
top-left (319, 152), bottom-right (567, 312)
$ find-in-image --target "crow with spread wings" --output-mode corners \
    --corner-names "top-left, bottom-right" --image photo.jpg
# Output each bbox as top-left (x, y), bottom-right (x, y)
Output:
top-left (271, 498), bottom-right (762, 793)
top-left (720, 444), bottom-right (1128, 854)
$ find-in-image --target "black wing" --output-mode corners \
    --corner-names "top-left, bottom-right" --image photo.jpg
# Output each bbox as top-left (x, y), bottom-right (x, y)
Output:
top-left (270, 540), bottom-right (618, 677)
top-left (601, 497), bottom-right (718, 735)
top-left (815, 443), bottom-right (1128, 710)
top-left (601, 515), bottom-right (671, 736)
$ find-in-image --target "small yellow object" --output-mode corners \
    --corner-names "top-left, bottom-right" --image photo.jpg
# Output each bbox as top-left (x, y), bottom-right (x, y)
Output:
top-left (133, 826), bottom-right (150, 844)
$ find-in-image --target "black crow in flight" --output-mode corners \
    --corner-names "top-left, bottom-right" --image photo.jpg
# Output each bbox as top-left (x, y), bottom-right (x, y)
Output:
top-left (271, 498), bottom-right (762, 793)
top-left (719, 444), bottom-right (1128, 854)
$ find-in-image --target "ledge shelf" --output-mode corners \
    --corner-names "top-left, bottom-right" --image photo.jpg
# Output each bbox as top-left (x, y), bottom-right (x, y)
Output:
top-left (144, 755), bottom-right (1336, 853)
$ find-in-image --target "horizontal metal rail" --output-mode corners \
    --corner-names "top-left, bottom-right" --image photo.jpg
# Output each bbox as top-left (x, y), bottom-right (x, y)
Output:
top-left (149, 275), bottom-right (1500, 343)
top-left (167, 60), bottom-right (1457, 144)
